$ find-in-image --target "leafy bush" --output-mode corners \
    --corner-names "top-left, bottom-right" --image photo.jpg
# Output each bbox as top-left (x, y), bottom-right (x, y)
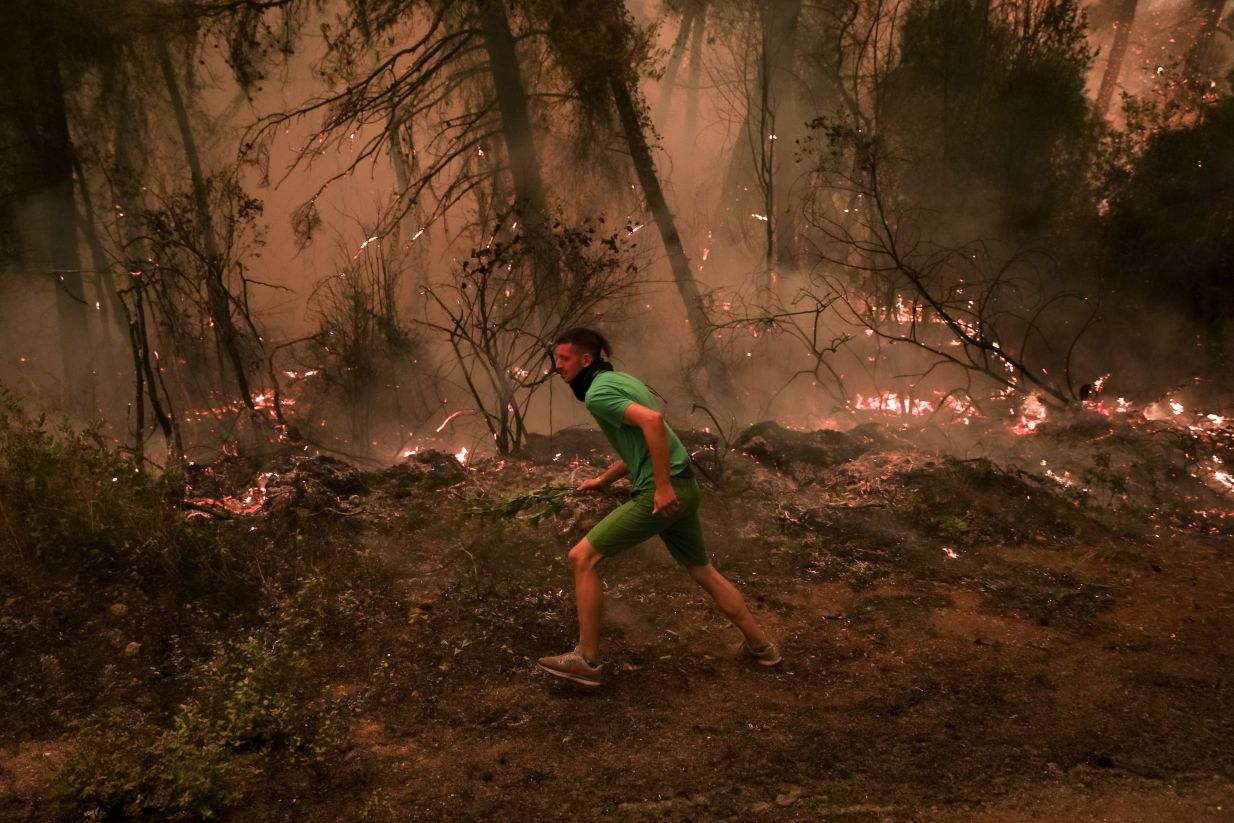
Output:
top-left (63, 583), bottom-right (350, 819)
top-left (0, 391), bottom-right (206, 575)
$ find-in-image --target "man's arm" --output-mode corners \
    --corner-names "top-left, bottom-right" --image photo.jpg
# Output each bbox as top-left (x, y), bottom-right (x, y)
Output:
top-left (622, 402), bottom-right (678, 516)
top-left (579, 460), bottom-right (628, 491)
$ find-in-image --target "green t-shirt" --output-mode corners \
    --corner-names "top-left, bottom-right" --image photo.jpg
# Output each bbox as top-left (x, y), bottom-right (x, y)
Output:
top-left (584, 371), bottom-right (692, 493)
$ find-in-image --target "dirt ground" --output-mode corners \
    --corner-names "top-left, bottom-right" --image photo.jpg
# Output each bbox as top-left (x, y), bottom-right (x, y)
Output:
top-left (4, 422), bottom-right (1234, 821)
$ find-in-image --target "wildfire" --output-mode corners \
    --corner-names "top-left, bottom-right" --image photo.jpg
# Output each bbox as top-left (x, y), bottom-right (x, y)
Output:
top-left (1011, 394), bottom-right (1048, 435)
top-left (854, 392), bottom-right (934, 416)
top-left (184, 471), bottom-right (278, 518)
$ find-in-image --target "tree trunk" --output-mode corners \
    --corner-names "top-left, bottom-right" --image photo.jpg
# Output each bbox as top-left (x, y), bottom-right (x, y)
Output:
top-left (655, 7), bottom-right (696, 125)
top-left (27, 9), bottom-right (93, 411)
top-left (766, 0), bottom-right (804, 269)
top-left (385, 88), bottom-right (431, 290)
top-left (1095, 0), bottom-right (1138, 117)
top-left (1185, 0), bottom-right (1229, 83)
top-left (683, 5), bottom-right (706, 148)
top-left (112, 66), bottom-right (179, 457)
top-left (156, 40), bottom-right (256, 409)
top-left (721, 0), bottom-right (803, 268)
top-left (477, 0), bottom-right (561, 317)
top-left (610, 77), bottom-right (733, 398)
top-left (73, 161), bottom-right (126, 377)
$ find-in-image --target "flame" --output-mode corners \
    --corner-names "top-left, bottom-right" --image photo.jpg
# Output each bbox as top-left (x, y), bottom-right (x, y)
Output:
top-left (455, 446), bottom-right (469, 465)
top-left (1011, 394), bottom-right (1047, 435)
top-left (855, 392), bottom-right (934, 416)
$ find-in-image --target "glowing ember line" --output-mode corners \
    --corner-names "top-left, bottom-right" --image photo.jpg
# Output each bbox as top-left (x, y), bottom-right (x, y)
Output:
top-left (854, 392), bottom-right (934, 416)
top-left (435, 409), bottom-right (470, 433)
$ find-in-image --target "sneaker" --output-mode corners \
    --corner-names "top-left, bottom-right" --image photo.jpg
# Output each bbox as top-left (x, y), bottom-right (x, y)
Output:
top-left (536, 647), bottom-right (603, 687)
top-left (742, 641), bottom-right (782, 667)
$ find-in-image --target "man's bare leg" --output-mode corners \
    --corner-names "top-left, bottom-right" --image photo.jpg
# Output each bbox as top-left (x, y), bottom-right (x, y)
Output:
top-left (568, 539), bottom-right (604, 661)
top-left (686, 563), bottom-right (770, 648)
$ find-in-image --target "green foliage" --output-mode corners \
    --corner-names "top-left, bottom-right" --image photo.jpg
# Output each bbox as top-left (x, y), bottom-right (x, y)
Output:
top-left (0, 390), bottom-right (192, 574)
top-left (886, 0), bottom-right (1098, 232)
top-left (531, 0), bottom-right (655, 101)
top-left (1100, 85), bottom-right (1234, 348)
top-left (466, 482), bottom-right (574, 525)
top-left (63, 583), bottom-right (349, 820)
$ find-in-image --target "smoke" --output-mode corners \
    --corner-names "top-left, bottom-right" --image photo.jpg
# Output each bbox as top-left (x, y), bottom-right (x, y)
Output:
top-left (1, 0), bottom-right (1231, 465)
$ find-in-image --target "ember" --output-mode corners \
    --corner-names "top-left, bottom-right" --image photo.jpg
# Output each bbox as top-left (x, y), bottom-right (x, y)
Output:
top-left (1011, 394), bottom-right (1047, 435)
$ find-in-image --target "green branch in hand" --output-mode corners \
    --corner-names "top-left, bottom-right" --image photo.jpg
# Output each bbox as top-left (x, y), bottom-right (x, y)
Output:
top-left (465, 483), bottom-right (576, 526)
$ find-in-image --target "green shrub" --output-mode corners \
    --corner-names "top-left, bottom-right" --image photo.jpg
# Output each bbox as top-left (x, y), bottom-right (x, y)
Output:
top-left (0, 392), bottom-right (182, 570)
top-left (63, 583), bottom-right (350, 819)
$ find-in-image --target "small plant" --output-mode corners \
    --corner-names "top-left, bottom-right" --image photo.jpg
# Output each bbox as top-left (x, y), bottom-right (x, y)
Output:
top-left (62, 582), bottom-right (351, 819)
top-left (466, 482), bottom-right (575, 526)
top-left (0, 391), bottom-right (178, 571)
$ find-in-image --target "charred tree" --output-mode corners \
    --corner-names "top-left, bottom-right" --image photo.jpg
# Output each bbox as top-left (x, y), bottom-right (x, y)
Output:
top-left (721, 0), bottom-right (804, 269)
top-left (611, 78), bottom-right (732, 397)
top-left (477, 0), bottom-right (562, 315)
top-left (655, 3), bottom-right (698, 125)
top-left (683, 2), bottom-right (706, 148)
top-left (538, 0), bottom-right (735, 399)
top-left (22, 7), bottom-right (93, 410)
top-left (1185, 0), bottom-right (1231, 83)
top-left (156, 40), bottom-right (256, 410)
top-left (110, 66), bottom-right (180, 458)
top-left (1095, 0), bottom-right (1138, 117)
top-left (767, 0), bottom-right (804, 269)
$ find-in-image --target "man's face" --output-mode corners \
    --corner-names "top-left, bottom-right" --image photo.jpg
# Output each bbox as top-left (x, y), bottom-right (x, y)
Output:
top-left (554, 343), bottom-right (592, 382)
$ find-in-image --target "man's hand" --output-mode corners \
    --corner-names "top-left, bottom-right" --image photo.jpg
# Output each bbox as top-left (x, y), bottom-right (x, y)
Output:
top-left (652, 485), bottom-right (679, 517)
top-left (578, 477), bottom-right (607, 493)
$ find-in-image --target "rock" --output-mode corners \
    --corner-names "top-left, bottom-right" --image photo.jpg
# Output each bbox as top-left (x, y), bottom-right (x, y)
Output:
top-left (775, 784), bottom-right (803, 806)
top-left (109, 603), bottom-right (129, 617)
top-left (123, 641), bottom-right (142, 657)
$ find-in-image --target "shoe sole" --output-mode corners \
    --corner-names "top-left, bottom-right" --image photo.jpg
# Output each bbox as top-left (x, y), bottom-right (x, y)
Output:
top-left (536, 661), bottom-right (601, 687)
top-left (742, 643), bottom-right (783, 667)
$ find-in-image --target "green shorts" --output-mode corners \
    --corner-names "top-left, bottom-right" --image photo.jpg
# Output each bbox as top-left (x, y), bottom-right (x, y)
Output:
top-left (586, 477), bottom-right (710, 567)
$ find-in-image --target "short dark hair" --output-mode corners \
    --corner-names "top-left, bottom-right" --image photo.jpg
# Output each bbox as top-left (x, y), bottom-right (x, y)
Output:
top-left (555, 327), bottom-right (611, 360)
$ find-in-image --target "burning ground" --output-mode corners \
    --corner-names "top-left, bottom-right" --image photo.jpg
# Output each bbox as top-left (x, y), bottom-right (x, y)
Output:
top-left (2, 404), bottom-right (1234, 821)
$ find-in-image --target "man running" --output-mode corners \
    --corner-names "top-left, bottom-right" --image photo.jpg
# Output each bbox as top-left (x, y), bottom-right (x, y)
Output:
top-left (536, 327), bottom-right (781, 687)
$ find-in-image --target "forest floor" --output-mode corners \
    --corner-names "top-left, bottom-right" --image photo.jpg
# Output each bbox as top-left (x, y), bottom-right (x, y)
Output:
top-left (3, 413), bottom-right (1234, 821)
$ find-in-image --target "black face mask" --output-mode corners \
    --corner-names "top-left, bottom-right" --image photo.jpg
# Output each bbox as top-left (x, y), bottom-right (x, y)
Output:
top-left (568, 358), bottom-right (614, 401)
